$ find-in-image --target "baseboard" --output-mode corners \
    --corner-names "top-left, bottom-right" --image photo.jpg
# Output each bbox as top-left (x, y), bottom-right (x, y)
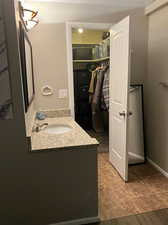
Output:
top-left (128, 152), bottom-right (145, 161)
top-left (50, 216), bottom-right (100, 225)
top-left (147, 158), bottom-right (168, 178)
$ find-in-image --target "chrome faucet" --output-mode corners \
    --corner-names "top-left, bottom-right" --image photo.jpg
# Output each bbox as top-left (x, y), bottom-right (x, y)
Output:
top-left (32, 123), bottom-right (48, 132)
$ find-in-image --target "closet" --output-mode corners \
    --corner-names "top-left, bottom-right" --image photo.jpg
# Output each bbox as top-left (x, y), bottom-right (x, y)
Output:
top-left (73, 68), bottom-right (92, 130)
top-left (73, 31), bottom-right (110, 132)
top-left (72, 28), bottom-right (145, 169)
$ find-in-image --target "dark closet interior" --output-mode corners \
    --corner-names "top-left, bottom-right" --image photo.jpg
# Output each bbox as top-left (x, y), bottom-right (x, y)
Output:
top-left (72, 36), bottom-right (110, 131)
top-left (73, 69), bottom-right (92, 130)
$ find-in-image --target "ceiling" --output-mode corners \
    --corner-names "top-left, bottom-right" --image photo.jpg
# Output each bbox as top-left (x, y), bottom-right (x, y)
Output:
top-left (24, 0), bottom-right (154, 8)
top-left (23, 0), bottom-right (154, 23)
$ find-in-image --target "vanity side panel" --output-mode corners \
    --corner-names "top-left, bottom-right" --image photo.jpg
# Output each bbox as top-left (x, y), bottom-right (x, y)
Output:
top-left (28, 147), bottom-right (99, 225)
top-left (2, 146), bottom-right (98, 225)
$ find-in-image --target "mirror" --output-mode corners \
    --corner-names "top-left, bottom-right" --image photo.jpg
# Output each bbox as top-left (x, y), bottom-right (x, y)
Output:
top-left (0, 9), bottom-right (13, 119)
top-left (19, 22), bottom-right (35, 112)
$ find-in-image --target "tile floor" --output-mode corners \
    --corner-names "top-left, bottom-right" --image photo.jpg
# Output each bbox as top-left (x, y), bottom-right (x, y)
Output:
top-left (98, 153), bottom-right (168, 221)
top-left (93, 208), bottom-right (168, 225)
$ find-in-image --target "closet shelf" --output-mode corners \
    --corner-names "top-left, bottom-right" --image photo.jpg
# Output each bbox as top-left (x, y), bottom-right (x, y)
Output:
top-left (73, 57), bottom-right (110, 63)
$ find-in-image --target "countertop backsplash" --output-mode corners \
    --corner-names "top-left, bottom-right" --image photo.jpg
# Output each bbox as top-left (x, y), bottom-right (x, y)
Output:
top-left (39, 109), bottom-right (71, 118)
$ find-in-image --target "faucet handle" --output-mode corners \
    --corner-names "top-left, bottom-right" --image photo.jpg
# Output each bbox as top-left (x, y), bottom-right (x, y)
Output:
top-left (32, 123), bottom-right (39, 132)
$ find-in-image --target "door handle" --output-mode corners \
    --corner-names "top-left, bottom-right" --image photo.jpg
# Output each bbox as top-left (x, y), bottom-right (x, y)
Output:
top-left (119, 111), bottom-right (126, 117)
top-left (119, 111), bottom-right (133, 117)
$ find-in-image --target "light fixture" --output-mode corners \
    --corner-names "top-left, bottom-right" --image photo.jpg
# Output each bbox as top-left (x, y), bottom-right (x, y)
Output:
top-left (23, 8), bottom-right (39, 30)
top-left (20, 0), bottom-right (25, 4)
top-left (78, 28), bottom-right (84, 34)
top-left (24, 18), bottom-right (39, 30)
top-left (19, 2), bottom-right (39, 31)
top-left (23, 9), bottom-right (38, 21)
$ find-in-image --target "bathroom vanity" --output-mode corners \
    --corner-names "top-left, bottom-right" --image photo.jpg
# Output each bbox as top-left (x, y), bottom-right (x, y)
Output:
top-left (27, 114), bottom-right (99, 225)
top-left (31, 117), bottom-right (98, 151)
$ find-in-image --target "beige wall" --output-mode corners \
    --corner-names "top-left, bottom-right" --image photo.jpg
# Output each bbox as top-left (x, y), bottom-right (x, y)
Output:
top-left (72, 29), bottom-right (106, 44)
top-left (146, 4), bottom-right (168, 172)
top-left (25, 100), bottom-right (36, 136)
top-left (24, 31), bottom-right (37, 136)
top-left (27, 3), bottom-right (148, 111)
top-left (130, 10), bottom-right (148, 85)
top-left (29, 23), bottom-right (69, 111)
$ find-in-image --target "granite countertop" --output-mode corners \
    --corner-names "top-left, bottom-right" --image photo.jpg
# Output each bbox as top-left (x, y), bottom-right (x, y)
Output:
top-left (31, 117), bottom-right (99, 151)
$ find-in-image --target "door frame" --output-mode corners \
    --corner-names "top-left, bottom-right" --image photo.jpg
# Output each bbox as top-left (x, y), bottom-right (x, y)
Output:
top-left (66, 22), bottom-right (113, 118)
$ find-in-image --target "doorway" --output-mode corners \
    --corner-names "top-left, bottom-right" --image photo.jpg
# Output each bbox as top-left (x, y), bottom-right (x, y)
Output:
top-left (66, 19), bottom-right (168, 221)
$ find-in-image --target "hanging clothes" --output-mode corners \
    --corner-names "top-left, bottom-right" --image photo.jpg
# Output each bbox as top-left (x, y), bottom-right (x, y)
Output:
top-left (89, 68), bottom-right (105, 133)
top-left (88, 70), bottom-right (97, 94)
top-left (92, 69), bottom-right (105, 111)
top-left (89, 69), bottom-right (97, 104)
top-left (102, 68), bottom-right (110, 110)
top-left (88, 63), bottom-right (109, 133)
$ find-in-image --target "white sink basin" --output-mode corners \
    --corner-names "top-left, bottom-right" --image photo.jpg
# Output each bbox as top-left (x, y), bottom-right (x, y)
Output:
top-left (44, 124), bottom-right (72, 135)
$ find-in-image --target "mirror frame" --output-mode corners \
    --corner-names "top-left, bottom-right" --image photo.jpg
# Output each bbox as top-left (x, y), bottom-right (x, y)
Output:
top-left (19, 22), bottom-right (35, 112)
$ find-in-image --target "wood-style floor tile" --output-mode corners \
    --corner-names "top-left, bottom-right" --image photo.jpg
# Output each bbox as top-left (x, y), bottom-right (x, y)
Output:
top-left (98, 153), bottom-right (168, 221)
top-left (93, 208), bottom-right (168, 225)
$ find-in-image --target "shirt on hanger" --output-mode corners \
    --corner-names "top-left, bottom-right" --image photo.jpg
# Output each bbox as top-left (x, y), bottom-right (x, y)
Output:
top-left (102, 69), bottom-right (109, 110)
top-left (88, 70), bottom-right (97, 94)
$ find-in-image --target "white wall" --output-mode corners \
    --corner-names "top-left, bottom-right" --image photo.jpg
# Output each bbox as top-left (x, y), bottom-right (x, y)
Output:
top-left (25, 2), bottom-right (148, 111)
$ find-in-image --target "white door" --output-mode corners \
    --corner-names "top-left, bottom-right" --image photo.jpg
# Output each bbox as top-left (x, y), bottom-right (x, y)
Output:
top-left (109, 16), bottom-right (131, 181)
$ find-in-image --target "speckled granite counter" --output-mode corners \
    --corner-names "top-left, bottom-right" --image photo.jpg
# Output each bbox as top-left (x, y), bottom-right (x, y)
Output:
top-left (31, 117), bottom-right (98, 151)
